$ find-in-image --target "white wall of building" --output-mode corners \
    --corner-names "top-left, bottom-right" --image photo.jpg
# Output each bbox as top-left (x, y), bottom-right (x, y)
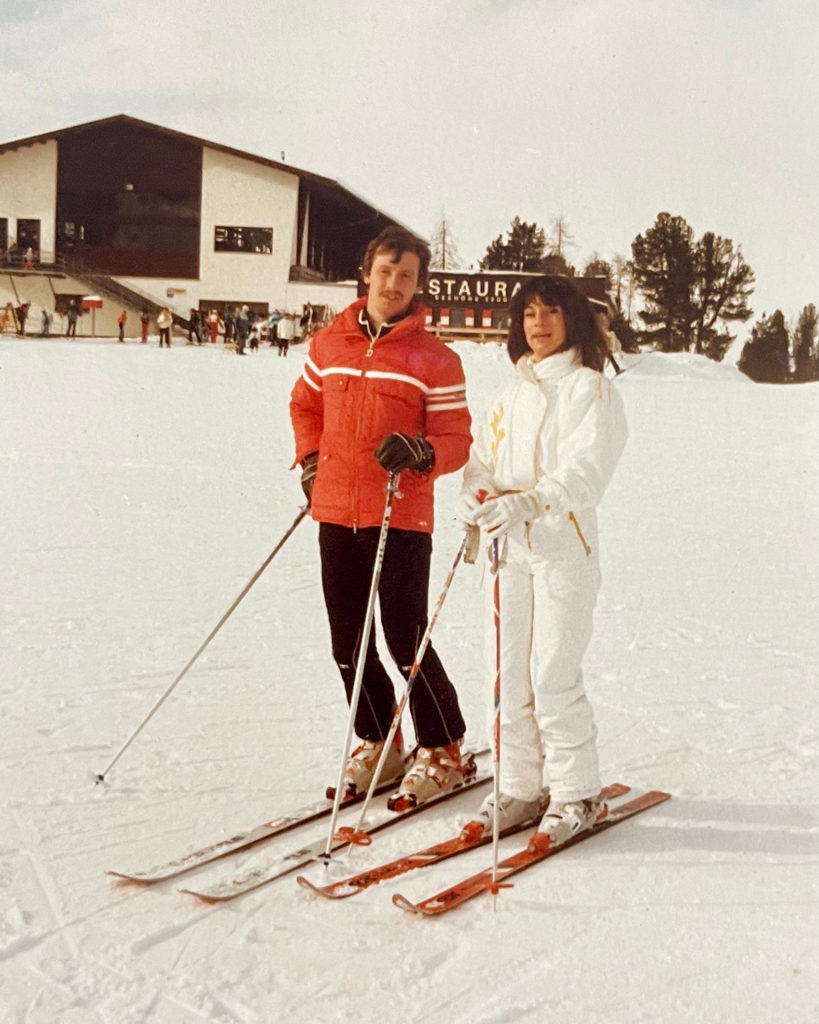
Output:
top-left (114, 147), bottom-right (301, 317)
top-left (0, 140), bottom-right (58, 258)
top-left (198, 147), bottom-right (298, 306)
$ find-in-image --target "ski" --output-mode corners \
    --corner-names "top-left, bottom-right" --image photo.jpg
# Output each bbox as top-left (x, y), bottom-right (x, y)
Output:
top-left (106, 770), bottom-right (408, 884)
top-left (179, 765), bottom-right (492, 903)
top-left (296, 782), bottom-right (630, 900)
top-left (393, 788), bottom-right (671, 916)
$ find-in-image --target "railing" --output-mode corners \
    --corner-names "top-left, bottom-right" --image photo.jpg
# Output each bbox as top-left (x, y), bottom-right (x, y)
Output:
top-left (427, 325), bottom-right (508, 344)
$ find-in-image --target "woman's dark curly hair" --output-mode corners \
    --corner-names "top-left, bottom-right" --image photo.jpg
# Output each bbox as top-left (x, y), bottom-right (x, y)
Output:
top-left (507, 275), bottom-right (609, 371)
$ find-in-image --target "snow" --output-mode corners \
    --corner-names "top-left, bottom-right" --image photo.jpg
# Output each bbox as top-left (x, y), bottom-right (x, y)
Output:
top-left (1, 334), bottom-right (817, 1024)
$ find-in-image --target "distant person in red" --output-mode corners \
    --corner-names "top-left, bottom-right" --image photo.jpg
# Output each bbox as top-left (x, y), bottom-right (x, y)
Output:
top-left (207, 309), bottom-right (220, 343)
top-left (117, 310), bottom-right (127, 342)
top-left (15, 301), bottom-right (30, 336)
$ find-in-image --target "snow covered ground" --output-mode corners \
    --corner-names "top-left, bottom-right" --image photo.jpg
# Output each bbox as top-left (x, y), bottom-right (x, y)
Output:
top-left (1, 334), bottom-right (817, 1023)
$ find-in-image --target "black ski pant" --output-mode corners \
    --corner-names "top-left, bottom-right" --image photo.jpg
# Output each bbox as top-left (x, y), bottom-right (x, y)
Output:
top-left (318, 523), bottom-right (466, 749)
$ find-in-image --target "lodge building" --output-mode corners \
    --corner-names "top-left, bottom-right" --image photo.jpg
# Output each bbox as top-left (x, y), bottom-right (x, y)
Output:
top-left (0, 114), bottom-right (615, 341)
top-left (0, 114), bottom-right (400, 336)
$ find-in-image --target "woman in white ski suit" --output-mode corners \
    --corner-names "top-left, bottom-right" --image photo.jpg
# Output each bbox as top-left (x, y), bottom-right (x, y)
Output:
top-left (460, 275), bottom-right (627, 814)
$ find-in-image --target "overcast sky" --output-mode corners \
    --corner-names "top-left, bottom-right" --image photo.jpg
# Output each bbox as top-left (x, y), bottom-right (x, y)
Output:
top-left (1, 0), bottom-right (816, 331)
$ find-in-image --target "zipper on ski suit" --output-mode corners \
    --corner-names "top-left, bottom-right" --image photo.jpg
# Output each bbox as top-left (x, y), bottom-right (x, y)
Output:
top-left (351, 333), bottom-right (379, 531)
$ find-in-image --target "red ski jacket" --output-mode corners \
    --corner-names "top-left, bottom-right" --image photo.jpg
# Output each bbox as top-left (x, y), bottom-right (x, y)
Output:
top-left (290, 297), bottom-right (472, 533)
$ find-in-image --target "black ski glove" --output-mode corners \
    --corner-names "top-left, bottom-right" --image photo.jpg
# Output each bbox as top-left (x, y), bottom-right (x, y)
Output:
top-left (300, 452), bottom-right (318, 504)
top-left (374, 433), bottom-right (435, 474)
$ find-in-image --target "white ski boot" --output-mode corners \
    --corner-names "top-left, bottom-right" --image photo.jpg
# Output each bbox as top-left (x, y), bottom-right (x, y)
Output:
top-left (529, 795), bottom-right (606, 851)
top-left (326, 730), bottom-right (407, 800)
top-left (387, 741), bottom-right (474, 811)
top-left (460, 789), bottom-right (550, 841)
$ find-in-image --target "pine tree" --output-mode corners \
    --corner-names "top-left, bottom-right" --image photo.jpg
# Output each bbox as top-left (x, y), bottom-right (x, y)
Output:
top-left (540, 251), bottom-right (575, 276)
top-left (631, 213), bottom-right (696, 350)
top-left (480, 234), bottom-right (509, 270)
top-left (692, 232), bottom-right (754, 357)
top-left (480, 217), bottom-right (547, 271)
top-left (582, 256), bottom-right (613, 288)
top-left (631, 213), bottom-right (755, 357)
top-left (738, 311), bottom-right (791, 382)
top-left (793, 304), bottom-right (818, 382)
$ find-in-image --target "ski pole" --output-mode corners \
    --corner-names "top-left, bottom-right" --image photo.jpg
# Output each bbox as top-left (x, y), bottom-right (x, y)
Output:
top-left (94, 503), bottom-right (310, 785)
top-left (321, 472), bottom-right (401, 860)
top-left (489, 536), bottom-right (510, 900)
top-left (339, 528), bottom-right (470, 846)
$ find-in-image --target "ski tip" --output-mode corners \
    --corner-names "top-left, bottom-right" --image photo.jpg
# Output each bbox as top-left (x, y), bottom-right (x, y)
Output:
top-left (178, 888), bottom-right (221, 904)
top-left (295, 874), bottom-right (320, 895)
top-left (105, 871), bottom-right (152, 887)
top-left (392, 892), bottom-right (422, 914)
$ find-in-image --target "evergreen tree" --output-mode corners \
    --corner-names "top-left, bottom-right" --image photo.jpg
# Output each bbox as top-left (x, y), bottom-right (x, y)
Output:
top-left (631, 213), bottom-right (696, 350)
top-left (540, 251), bottom-right (575, 276)
top-left (480, 233), bottom-right (509, 270)
top-left (692, 232), bottom-right (754, 356)
top-left (793, 304), bottom-right (818, 382)
top-left (631, 213), bottom-right (755, 357)
top-left (738, 311), bottom-right (791, 382)
top-left (582, 256), bottom-right (613, 288)
top-left (480, 217), bottom-right (547, 271)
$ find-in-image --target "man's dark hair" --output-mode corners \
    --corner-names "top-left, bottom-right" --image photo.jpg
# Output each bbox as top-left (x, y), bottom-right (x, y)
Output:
top-left (362, 226), bottom-right (431, 288)
top-left (507, 275), bottom-right (610, 372)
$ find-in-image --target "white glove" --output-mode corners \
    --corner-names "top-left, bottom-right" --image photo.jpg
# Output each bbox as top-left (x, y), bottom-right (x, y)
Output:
top-left (456, 491), bottom-right (487, 525)
top-left (473, 491), bottom-right (542, 537)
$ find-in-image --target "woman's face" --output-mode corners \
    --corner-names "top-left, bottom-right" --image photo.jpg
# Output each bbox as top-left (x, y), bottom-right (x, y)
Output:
top-left (522, 296), bottom-right (568, 362)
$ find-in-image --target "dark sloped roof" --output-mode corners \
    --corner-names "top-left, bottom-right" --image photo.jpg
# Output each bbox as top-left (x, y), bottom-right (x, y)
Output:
top-left (0, 113), bottom-right (401, 227)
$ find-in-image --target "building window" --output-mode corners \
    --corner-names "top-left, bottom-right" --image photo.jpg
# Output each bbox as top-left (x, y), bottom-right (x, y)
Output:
top-left (214, 226), bottom-right (273, 254)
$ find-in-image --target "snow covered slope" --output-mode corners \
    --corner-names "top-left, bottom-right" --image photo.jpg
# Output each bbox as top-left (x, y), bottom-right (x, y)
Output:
top-left (1, 336), bottom-right (817, 1023)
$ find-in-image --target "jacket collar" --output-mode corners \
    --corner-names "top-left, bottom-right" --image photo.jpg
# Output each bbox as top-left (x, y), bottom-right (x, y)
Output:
top-left (516, 347), bottom-right (582, 384)
top-left (344, 295), bottom-right (428, 342)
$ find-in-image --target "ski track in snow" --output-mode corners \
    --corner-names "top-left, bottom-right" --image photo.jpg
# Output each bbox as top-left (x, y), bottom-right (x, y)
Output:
top-left (1, 337), bottom-right (817, 1023)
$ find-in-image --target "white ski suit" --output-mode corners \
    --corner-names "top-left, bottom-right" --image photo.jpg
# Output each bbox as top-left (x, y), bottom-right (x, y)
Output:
top-left (462, 347), bottom-right (627, 803)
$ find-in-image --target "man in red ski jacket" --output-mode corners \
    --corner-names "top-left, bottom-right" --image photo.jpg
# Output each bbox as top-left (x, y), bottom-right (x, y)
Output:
top-left (290, 226), bottom-right (472, 808)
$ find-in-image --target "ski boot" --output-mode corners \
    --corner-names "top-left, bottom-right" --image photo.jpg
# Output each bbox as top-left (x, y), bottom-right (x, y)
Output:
top-left (387, 740), bottom-right (475, 811)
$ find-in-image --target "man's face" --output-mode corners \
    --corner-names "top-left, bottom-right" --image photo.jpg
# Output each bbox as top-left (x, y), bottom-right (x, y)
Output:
top-left (364, 248), bottom-right (421, 325)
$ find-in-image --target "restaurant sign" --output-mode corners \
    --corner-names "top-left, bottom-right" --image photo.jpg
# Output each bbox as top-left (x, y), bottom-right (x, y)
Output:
top-left (424, 271), bottom-right (532, 311)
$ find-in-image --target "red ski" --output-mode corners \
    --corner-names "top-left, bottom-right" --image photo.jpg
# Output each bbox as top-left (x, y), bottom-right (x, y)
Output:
top-left (392, 789), bottom-right (671, 916)
top-left (296, 783), bottom-right (630, 900)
